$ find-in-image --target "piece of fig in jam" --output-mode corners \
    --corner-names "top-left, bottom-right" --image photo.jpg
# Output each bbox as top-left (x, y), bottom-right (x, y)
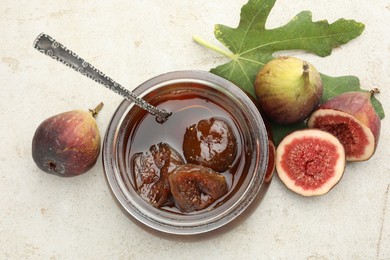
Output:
top-left (168, 164), bottom-right (229, 213)
top-left (132, 142), bottom-right (184, 207)
top-left (183, 117), bottom-right (237, 172)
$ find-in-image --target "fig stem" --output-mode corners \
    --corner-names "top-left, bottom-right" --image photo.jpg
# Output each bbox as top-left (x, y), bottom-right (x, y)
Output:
top-left (192, 35), bottom-right (237, 60)
top-left (302, 61), bottom-right (309, 74)
top-left (302, 61), bottom-right (312, 89)
top-left (370, 88), bottom-right (380, 96)
top-left (89, 102), bottom-right (104, 118)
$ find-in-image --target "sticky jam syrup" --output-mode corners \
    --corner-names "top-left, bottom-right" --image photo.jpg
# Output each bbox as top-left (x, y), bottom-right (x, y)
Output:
top-left (122, 82), bottom-right (252, 214)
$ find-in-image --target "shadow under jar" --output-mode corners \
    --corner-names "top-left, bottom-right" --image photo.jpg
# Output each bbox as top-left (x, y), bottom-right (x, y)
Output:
top-left (103, 70), bottom-right (269, 235)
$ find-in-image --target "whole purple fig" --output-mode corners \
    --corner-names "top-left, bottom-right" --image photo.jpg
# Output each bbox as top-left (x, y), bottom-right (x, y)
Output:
top-left (32, 103), bottom-right (103, 177)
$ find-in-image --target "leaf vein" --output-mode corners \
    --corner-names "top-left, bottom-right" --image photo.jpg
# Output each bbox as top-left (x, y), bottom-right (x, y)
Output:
top-left (238, 2), bottom-right (267, 53)
top-left (239, 31), bottom-right (354, 56)
top-left (236, 60), bottom-right (252, 88)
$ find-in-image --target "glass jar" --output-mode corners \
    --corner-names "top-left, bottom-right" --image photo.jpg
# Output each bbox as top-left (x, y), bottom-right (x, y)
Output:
top-left (103, 70), bottom-right (269, 235)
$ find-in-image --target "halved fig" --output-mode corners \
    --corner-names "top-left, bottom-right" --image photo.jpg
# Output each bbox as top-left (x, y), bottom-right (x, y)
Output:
top-left (308, 90), bottom-right (381, 161)
top-left (132, 142), bottom-right (184, 207)
top-left (168, 164), bottom-right (228, 213)
top-left (276, 129), bottom-right (345, 196)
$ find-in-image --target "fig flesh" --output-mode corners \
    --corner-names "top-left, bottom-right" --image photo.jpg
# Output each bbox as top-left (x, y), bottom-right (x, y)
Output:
top-left (254, 56), bottom-right (323, 124)
top-left (276, 129), bottom-right (345, 196)
top-left (307, 90), bottom-right (381, 161)
top-left (132, 143), bottom-right (184, 207)
top-left (168, 164), bottom-right (228, 213)
top-left (32, 103), bottom-right (103, 177)
top-left (183, 117), bottom-right (237, 172)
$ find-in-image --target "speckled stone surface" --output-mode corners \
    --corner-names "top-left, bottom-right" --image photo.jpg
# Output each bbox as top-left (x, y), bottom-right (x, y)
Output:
top-left (1, 1), bottom-right (389, 259)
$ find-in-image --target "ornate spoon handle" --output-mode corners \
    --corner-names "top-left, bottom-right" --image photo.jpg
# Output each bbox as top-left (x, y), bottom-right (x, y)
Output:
top-left (33, 33), bottom-right (171, 123)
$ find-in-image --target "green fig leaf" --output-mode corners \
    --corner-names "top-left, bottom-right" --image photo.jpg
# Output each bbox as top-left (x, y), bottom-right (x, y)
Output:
top-left (193, 0), bottom-right (385, 144)
top-left (269, 121), bottom-right (306, 147)
top-left (197, 0), bottom-right (364, 96)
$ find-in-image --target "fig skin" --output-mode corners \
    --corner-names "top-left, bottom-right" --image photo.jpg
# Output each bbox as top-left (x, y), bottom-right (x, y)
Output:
top-left (32, 104), bottom-right (102, 177)
top-left (254, 56), bottom-right (323, 124)
top-left (276, 129), bottom-right (345, 196)
top-left (308, 90), bottom-right (381, 161)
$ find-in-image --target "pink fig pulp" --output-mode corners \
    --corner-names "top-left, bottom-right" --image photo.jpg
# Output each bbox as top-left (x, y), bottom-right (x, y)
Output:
top-left (308, 90), bottom-right (380, 161)
top-left (276, 129), bottom-right (345, 196)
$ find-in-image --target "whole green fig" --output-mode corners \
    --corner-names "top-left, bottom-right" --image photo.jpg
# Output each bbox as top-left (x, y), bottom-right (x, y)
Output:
top-left (254, 56), bottom-right (323, 124)
top-left (32, 103), bottom-right (103, 177)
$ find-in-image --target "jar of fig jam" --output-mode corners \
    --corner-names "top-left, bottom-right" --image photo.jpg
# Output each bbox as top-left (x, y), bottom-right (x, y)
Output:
top-left (103, 70), bottom-right (269, 235)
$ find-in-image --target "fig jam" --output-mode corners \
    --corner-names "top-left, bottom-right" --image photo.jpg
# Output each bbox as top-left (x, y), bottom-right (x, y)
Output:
top-left (122, 83), bottom-right (252, 214)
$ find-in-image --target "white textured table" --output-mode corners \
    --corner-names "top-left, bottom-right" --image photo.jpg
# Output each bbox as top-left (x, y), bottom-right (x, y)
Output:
top-left (1, 1), bottom-right (389, 259)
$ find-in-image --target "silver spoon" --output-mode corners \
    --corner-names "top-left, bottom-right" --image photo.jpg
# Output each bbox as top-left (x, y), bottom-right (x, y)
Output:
top-left (33, 33), bottom-right (171, 123)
